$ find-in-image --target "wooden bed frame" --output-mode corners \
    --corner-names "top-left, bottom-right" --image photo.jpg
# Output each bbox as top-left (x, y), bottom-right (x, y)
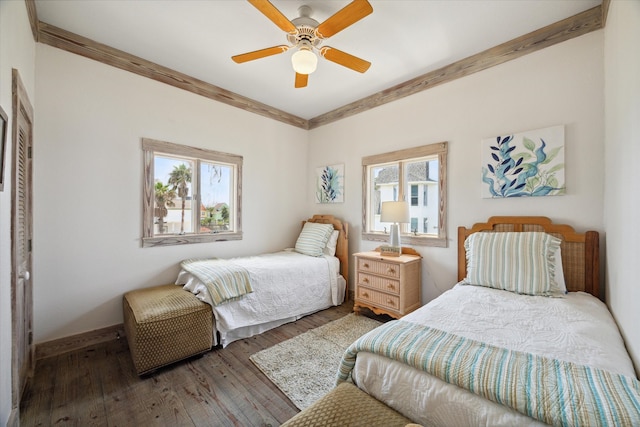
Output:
top-left (305, 214), bottom-right (349, 295)
top-left (457, 216), bottom-right (600, 299)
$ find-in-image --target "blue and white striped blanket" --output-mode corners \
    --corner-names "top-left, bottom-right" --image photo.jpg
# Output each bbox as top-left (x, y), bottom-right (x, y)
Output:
top-left (180, 258), bottom-right (252, 306)
top-left (337, 320), bottom-right (640, 426)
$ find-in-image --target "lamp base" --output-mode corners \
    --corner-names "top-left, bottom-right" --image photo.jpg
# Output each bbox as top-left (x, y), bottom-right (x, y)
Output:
top-left (389, 223), bottom-right (401, 248)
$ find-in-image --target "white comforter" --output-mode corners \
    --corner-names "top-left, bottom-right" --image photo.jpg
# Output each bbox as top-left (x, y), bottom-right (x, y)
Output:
top-left (352, 284), bottom-right (636, 426)
top-left (176, 250), bottom-right (343, 347)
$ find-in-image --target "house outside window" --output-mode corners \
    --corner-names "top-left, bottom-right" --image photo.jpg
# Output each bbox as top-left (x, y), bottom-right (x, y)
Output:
top-left (142, 138), bottom-right (242, 247)
top-left (363, 142), bottom-right (448, 247)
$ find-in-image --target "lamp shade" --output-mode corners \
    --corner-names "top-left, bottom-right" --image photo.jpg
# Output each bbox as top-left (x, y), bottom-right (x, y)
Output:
top-left (380, 201), bottom-right (410, 223)
top-left (291, 48), bottom-right (318, 75)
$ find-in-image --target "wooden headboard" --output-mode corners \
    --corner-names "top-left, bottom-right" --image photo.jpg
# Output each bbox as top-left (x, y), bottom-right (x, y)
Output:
top-left (304, 214), bottom-right (349, 294)
top-left (457, 216), bottom-right (600, 299)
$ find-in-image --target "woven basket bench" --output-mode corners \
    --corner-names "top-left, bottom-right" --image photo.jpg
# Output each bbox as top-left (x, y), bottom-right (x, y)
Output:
top-left (123, 284), bottom-right (213, 375)
top-left (281, 382), bottom-right (420, 427)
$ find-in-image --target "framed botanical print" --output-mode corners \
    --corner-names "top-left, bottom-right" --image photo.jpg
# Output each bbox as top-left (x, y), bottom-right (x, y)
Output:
top-left (316, 163), bottom-right (344, 203)
top-left (481, 125), bottom-right (565, 198)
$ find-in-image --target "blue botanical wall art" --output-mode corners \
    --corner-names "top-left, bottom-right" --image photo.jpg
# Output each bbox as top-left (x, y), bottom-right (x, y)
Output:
top-left (481, 125), bottom-right (565, 198)
top-left (316, 163), bottom-right (344, 203)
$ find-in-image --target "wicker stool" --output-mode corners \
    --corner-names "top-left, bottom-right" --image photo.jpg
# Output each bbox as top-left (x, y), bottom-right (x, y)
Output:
top-left (281, 382), bottom-right (418, 427)
top-left (123, 284), bottom-right (213, 375)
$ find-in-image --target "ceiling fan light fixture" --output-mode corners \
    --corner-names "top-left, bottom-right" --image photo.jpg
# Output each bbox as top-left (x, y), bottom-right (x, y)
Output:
top-left (291, 46), bottom-right (317, 75)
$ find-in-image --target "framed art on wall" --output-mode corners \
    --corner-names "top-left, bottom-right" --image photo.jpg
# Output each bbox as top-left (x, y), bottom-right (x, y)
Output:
top-left (481, 125), bottom-right (565, 198)
top-left (0, 105), bottom-right (8, 192)
top-left (316, 163), bottom-right (344, 203)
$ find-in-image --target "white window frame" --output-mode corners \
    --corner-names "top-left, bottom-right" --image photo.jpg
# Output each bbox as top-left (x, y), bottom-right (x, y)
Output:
top-left (362, 142), bottom-right (448, 248)
top-left (141, 138), bottom-right (242, 247)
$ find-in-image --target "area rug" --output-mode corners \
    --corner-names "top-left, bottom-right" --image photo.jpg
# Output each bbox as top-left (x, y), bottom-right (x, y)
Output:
top-left (249, 313), bottom-right (383, 410)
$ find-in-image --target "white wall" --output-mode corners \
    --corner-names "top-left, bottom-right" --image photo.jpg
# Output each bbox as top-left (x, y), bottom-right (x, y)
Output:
top-left (604, 0), bottom-right (640, 373)
top-left (0, 1), bottom-right (36, 424)
top-left (308, 31), bottom-right (605, 305)
top-left (33, 44), bottom-right (309, 342)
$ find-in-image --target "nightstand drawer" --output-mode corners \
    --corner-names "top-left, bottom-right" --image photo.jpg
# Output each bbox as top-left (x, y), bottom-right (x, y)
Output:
top-left (357, 273), bottom-right (401, 295)
top-left (357, 258), bottom-right (400, 279)
top-left (357, 287), bottom-right (400, 311)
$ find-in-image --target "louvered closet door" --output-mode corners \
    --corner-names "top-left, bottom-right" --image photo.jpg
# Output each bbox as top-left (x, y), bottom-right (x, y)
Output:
top-left (15, 120), bottom-right (32, 394)
top-left (11, 69), bottom-right (34, 421)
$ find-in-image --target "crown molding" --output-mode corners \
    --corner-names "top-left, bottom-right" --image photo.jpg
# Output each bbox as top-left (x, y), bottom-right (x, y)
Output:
top-left (36, 21), bottom-right (310, 129)
top-left (308, 5), bottom-right (603, 129)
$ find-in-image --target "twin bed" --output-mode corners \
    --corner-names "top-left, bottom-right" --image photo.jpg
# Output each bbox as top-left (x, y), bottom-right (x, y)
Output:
top-left (175, 214), bottom-right (349, 347)
top-left (340, 216), bottom-right (639, 426)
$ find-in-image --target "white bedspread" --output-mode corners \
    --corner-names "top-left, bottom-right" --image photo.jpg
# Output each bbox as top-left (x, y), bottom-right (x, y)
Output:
top-left (176, 250), bottom-right (343, 347)
top-left (352, 284), bottom-right (636, 426)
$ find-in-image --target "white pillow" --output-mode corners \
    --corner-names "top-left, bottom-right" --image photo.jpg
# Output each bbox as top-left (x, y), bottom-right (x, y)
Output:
top-left (463, 231), bottom-right (561, 296)
top-left (295, 222), bottom-right (335, 257)
top-left (323, 230), bottom-right (340, 256)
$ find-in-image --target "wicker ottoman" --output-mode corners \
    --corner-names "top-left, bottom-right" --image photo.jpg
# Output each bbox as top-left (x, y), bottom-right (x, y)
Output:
top-left (281, 382), bottom-right (419, 427)
top-left (123, 284), bottom-right (213, 375)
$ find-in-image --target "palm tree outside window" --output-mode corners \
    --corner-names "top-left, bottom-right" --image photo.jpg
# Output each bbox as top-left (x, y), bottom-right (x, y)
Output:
top-left (154, 182), bottom-right (176, 234)
top-left (168, 163), bottom-right (192, 234)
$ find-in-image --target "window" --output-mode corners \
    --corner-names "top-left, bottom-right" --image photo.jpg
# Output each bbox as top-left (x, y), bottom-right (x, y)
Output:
top-left (362, 142), bottom-right (447, 247)
top-left (411, 217), bottom-right (418, 233)
top-left (142, 138), bottom-right (242, 247)
top-left (411, 185), bottom-right (419, 206)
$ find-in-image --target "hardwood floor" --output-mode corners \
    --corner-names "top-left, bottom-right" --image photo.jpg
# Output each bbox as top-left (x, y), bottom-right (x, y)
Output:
top-left (20, 303), bottom-right (357, 427)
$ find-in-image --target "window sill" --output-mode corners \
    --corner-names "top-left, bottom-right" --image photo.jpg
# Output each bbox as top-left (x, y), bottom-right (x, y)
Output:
top-left (142, 232), bottom-right (243, 248)
top-left (362, 232), bottom-right (448, 248)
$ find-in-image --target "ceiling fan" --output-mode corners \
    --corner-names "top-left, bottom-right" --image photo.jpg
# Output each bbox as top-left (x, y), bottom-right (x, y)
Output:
top-left (232, 0), bottom-right (373, 88)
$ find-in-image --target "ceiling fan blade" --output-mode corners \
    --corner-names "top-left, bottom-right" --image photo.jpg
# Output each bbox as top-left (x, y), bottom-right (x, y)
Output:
top-left (248, 0), bottom-right (297, 34)
top-left (232, 45), bottom-right (290, 63)
top-left (320, 47), bottom-right (371, 73)
top-left (315, 0), bottom-right (373, 39)
top-left (295, 72), bottom-right (308, 88)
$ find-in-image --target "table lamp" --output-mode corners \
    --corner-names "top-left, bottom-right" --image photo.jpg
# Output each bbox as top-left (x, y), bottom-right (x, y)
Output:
top-left (380, 201), bottom-right (410, 249)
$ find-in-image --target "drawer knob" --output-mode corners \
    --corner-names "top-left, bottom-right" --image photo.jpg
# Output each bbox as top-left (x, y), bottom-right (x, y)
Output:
top-left (387, 267), bottom-right (395, 274)
top-left (363, 292), bottom-right (369, 298)
top-left (363, 263), bottom-right (370, 268)
top-left (387, 283), bottom-right (395, 290)
top-left (363, 278), bottom-right (369, 283)
top-left (387, 299), bottom-right (395, 305)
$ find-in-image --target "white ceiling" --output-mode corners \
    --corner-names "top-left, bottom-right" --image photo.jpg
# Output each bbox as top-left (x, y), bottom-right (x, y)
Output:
top-left (34, 0), bottom-right (600, 120)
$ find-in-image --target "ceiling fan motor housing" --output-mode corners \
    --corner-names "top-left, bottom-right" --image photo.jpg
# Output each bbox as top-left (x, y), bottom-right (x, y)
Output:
top-left (287, 23), bottom-right (321, 48)
top-left (288, 5), bottom-right (320, 45)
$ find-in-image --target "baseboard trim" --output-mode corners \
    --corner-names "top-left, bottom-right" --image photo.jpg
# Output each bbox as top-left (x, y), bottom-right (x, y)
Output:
top-left (35, 323), bottom-right (125, 360)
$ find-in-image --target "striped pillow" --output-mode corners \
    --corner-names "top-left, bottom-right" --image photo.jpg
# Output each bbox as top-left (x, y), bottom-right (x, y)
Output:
top-left (463, 232), bottom-right (561, 296)
top-left (295, 222), bottom-right (335, 257)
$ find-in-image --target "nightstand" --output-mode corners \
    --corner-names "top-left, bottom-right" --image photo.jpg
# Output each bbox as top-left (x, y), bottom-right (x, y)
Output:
top-left (353, 250), bottom-right (422, 319)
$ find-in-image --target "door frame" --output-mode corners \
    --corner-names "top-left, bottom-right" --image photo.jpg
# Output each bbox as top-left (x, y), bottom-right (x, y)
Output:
top-left (9, 68), bottom-right (34, 426)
